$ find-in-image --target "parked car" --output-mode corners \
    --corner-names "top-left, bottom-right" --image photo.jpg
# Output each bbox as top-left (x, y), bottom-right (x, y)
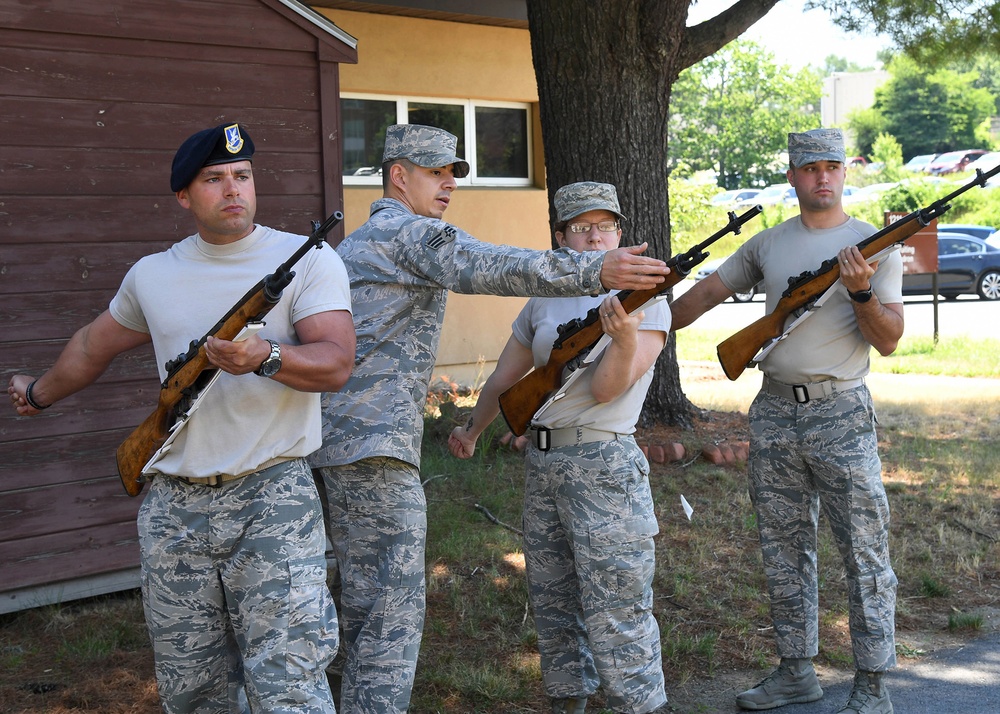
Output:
top-left (964, 151), bottom-right (1000, 175)
top-left (902, 154), bottom-right (938, 172)
top-left (902, 232), bottom-right (1000, 300)
top-left (693, 257), bottom-right (763, 303)
top-left (738, 183), bottom-right (792, 208)
top-left (709, 188), bottom-right (761, 208)
top-left (925, 149), bottom-right (989, 175)
top-left (937, 223), bottom-right (996, 242)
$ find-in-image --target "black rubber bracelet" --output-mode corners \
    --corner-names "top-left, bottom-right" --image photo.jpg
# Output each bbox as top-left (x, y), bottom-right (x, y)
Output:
top-left (24, 380), bottom-right (51, 410)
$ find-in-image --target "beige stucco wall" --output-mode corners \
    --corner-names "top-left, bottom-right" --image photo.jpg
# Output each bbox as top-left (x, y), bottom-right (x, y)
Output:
top-left (318, 9), bottom-right (553, 385)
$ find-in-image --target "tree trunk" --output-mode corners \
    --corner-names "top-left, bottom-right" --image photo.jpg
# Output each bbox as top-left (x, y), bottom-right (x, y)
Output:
top-left (526, 0), bottom-right (695, 427)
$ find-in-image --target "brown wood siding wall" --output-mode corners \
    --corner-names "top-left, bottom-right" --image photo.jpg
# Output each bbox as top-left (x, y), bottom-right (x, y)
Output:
top-left (0, 0), bottom-right (355, 599)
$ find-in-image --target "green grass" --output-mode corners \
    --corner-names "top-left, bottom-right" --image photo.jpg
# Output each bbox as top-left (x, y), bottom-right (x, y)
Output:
top-left (2, 342), bottom-right (999, 713)
top-left (409, 336), bottom-right (1000, 711)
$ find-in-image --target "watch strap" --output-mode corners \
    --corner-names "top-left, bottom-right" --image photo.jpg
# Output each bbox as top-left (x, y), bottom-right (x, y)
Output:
top-left (848, 287), bottom-right (873, 303)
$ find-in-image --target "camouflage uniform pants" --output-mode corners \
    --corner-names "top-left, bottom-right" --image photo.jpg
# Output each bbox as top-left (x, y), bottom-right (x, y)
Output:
top-left (317, 457), bottom-right (426, 714)
top-left (748, 386), bottom-right (897, 672)
top-left (524, 436), bottom-right (667, 714)
top-left (138, 458), bottom-right (339, 714)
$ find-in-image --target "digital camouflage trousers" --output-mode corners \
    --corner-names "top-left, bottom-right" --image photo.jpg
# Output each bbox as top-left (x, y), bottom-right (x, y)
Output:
top-left (748, 386), bottom-right (897, 672)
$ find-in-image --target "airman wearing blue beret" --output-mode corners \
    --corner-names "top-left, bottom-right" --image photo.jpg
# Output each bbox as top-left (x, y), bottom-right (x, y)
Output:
top-left (10, 119), bottom-right (352, 714)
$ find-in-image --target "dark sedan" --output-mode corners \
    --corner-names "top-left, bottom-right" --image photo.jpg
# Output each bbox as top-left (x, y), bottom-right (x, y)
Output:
top-left (903, 232), bottom-right (1000, 300)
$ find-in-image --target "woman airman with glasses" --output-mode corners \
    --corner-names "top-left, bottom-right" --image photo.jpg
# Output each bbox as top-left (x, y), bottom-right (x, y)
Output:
top-left (449, 181), bottom-right (672, 714)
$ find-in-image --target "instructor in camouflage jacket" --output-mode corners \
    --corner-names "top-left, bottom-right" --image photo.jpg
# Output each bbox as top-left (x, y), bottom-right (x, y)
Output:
top-left (309, 124), bottom-right (671, 714)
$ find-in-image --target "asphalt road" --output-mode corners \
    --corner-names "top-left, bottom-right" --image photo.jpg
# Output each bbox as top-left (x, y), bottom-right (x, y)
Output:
top-left (671, 279), bottom-right (999, 340)
top-left (673, 629), bottom-right (1000, 713)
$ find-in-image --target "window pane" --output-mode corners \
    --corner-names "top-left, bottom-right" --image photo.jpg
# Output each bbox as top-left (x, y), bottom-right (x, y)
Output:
top-left (342, 98), bottom-right (396, 176)
top-left (408, 103), bottom-right (465, 158)
top-left (475, 106), bottom-right (528, 179)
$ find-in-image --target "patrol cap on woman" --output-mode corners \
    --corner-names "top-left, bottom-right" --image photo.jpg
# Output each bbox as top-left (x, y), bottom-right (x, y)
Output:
top-left (787, 128), bottom-right (846, 168)
top-left (381, 124), bottom-right (470, 178)
top-left (553, 181), bottom-right (627, 223)
top-left (170, 122), bottom-right (255, 192)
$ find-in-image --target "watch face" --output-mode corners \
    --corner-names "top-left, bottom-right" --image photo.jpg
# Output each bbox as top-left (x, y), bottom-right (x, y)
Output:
top-left (256, 341), bottom-right (281, 377)
top-left (258, 359), bottom-right (281, 377)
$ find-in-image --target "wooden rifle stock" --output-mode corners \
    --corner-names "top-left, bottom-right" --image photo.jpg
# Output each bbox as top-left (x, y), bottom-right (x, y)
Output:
top-left (717, 163), bottom-right (1000, 380)
top-left (498, 205), bottom-right (764, 436)
top-left (115, 211), bottom-right (344, 496)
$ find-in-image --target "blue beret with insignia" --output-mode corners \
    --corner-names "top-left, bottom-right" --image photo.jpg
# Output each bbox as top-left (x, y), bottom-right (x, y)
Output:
top-left (170, 122), bottom-right (255, 192)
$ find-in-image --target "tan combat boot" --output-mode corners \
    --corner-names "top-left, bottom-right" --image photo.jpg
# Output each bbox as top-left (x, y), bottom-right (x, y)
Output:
top-left (836, 670), bottom-right (894, 713)
top-left (736, 657), bottom-right (824, 710)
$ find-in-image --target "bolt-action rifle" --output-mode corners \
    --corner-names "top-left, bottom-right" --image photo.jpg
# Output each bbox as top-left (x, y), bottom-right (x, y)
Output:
top-left (716, 164), bottom-right (1000, 381)
top-left (115, 211), bottom-right (344, 496)
top-left (498, 205), bottom-right (764, 436)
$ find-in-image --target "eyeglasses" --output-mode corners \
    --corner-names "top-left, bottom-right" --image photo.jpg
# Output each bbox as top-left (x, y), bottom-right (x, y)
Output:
top-left (566, 221), bottom-right (619, 234)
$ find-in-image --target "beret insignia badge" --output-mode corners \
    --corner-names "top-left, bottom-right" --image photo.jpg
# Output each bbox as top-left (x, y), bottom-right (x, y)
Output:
top-left (224, 124), bottom-right (244, 155)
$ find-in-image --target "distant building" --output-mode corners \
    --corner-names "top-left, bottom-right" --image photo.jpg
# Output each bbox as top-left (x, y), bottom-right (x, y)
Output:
top-left (821, 70), bottom-right (890, 148)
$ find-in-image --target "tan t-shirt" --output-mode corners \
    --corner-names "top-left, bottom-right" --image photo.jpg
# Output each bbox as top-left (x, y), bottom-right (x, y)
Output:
top-left (716, 215), bottom-right (903, 384)
top-left (110, 225), bottom-right (351, 478)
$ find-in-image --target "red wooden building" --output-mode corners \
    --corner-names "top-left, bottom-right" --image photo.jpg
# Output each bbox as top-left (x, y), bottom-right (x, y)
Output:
top-left (0, 0), bottom-right (357, 613)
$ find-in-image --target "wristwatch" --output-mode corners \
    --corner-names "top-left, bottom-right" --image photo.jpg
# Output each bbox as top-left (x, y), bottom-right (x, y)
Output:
top-left (254, 339), bottom-right (282, 377)
top-left (848, 286), bottom-right (873, 303)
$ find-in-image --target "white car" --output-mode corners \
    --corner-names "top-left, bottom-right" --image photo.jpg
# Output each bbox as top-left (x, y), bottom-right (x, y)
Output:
top-left (709, 188), bottom-right (761, 208)
top-left (738, 183), bottom-right (791, 208)
top-left (842, 182), bottom-right (899, 206)
top-left (902, 153), bottom-right (938, 172)
top-left (965, 151), bottom-right (1000, 175)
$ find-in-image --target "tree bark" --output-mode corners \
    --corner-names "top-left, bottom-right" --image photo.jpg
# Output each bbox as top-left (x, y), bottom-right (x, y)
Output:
top-left (526, 0), bottom-right (689, 426)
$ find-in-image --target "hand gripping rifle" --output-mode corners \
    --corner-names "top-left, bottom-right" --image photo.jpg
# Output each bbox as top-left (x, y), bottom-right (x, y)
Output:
top-left (498, 205), bottom-right (764, 436)
top-left (717, 164), bottom-right (1000, 381)
top-left (115, 211), bottom-right (344, 496)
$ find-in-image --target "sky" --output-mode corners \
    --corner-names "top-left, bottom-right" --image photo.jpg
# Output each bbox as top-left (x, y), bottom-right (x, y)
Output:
top-left (686, 0), bottom-right (891, 71)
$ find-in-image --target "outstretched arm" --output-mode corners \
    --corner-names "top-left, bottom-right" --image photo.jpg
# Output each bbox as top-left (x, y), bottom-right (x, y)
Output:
top-left (449, 335), bottom-right (535, 459)
top-left (8, 310), bottom-right (151, 416)
top-left (669, 272), bottom-right (733, 331)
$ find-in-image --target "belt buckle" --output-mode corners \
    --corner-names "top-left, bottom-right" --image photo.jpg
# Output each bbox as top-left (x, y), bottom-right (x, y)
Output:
top-left (534, 427), bottom-right (551, 452)
top-left (792, 384), bottom-right (810, 404)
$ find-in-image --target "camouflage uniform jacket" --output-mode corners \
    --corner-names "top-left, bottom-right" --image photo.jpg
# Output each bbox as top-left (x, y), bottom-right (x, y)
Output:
top-left (310, 197), bottom-right (607, 471)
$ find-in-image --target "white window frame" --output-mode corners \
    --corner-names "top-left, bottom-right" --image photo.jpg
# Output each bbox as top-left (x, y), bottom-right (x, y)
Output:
top-left (341, 93), bottom-right (533, 187)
